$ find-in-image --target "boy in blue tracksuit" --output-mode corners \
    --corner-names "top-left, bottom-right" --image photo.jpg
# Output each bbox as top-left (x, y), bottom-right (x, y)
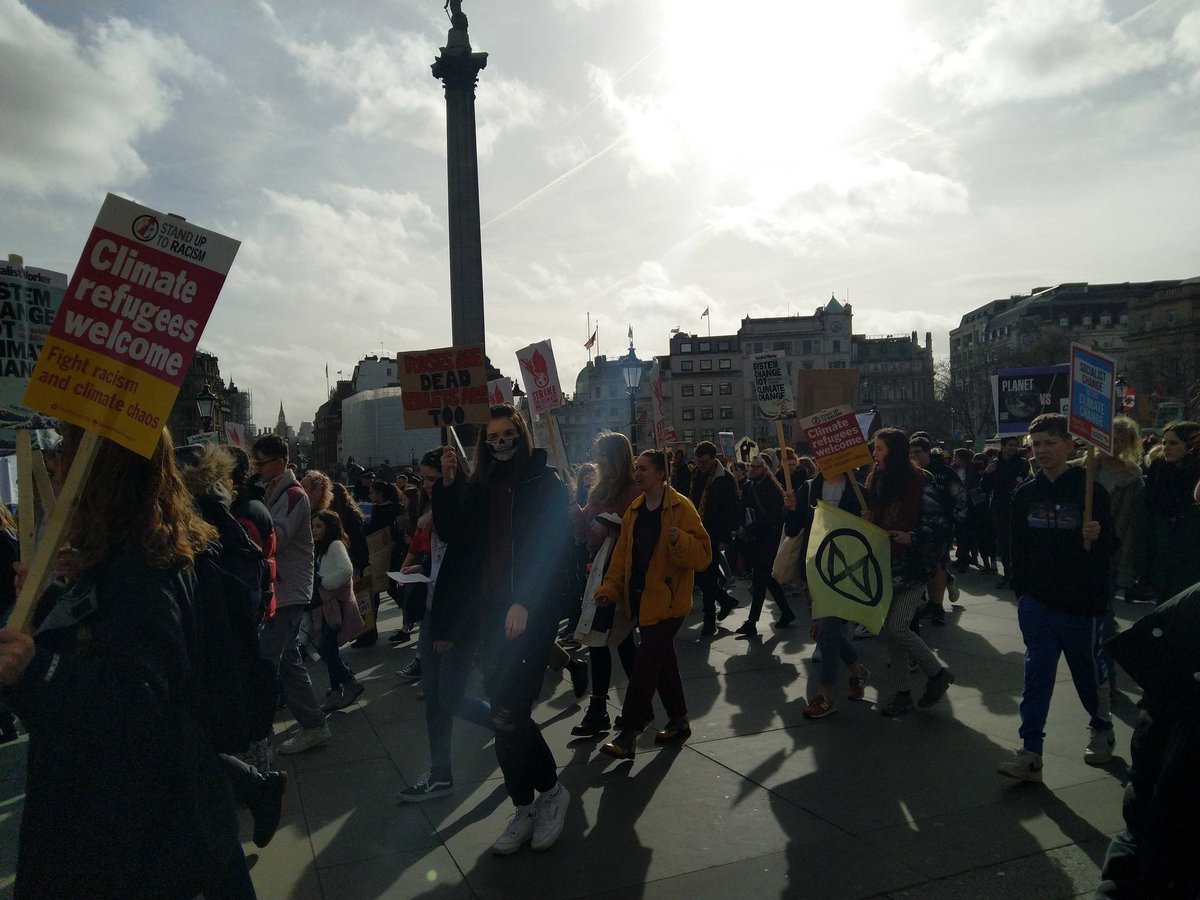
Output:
top-left (998, 413), bottom-right (1118, 782)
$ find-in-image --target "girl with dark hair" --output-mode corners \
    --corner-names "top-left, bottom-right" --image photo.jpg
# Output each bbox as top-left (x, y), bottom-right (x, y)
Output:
top-left (330, 481), bottom-right (369, 579)
top-left (432, 405), bottom-right (575, 853)
top-left (570, 431), bottom-right (641, 736)
top-left (1133, 420), bottom-right (1200, 603)
top-left (864, 428), bottom-right (955, 716)
top-left (735, 453), bottom-right (795, 636)
top-left (398, 449), bottom-right (492, 802)
top-left (595, 449), bottom-right (712, 759)
top-left (312, 509), bottom-right (364, 711)
top-left (0, 426), bottom-right (252, 898)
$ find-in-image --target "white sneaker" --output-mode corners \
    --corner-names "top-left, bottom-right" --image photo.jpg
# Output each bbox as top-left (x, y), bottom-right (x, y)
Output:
top-left (492, 805), bottom-right (537, 855)
top-left (997, 748), bottom-right (1043, 782)
top-left (278, 725), bottom-right (331, 755)
top-left (947, 577), bottom-right (960, 604)
top-left (1084, 727), bottom-right (1115, 765)
top-left (531, 783), bottom-right (570, 851)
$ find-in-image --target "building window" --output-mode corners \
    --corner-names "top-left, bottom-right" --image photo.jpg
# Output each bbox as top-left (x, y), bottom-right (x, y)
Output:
top-left (1059, 316), bottom-right (1069, 327)
top-left (681, 360), bottom-right (693, 371)
top-left (680, 342), bottom-right (692, 353)
top-left (1119, 313), bottom-right (1129, 325)
top-left (717, 340), bottom-right (731, 351)
top-left (719, 406), bottom-right (733, 419)
top-left (719, 382), bottom-right (732, 395)
top-left (682, 408), bottom-right (695, 421)
top-left (681, 384), bottom-right (695, 397)
top-left (700, 360), bottom-right (713, 371)
top-left (774, 341), bottom-right (791, 353)
top-left (1083, 315), bottom-right (1093, 326)
top-left (701, 407), bottom-right (714, 420)
top-left (699, 341), bottom-right (711, 352)
top-left (608, 385), bottom-right (617, 398)
top-left (830, 361), bottom-right (846, 368)
top-left (683, 430), bottom-right (695, 443)
top-left (1100, 315), bottom-right (1112, 326)
top-left (753, 341), bottom-right (764, 353)
top-left (718, 358), bottom-right (732, 370)
top-left (832, 340), bottom-right (841, 352)
top-left (700, 384), bottom-right (714, 396)
top-left (802, 339), bottom-right (812, 354)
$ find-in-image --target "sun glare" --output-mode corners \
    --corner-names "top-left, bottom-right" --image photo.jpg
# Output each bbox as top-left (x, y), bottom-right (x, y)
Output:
top-left (658, 1), bottom-right (909, 190)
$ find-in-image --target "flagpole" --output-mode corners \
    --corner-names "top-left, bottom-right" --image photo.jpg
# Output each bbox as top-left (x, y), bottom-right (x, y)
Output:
top-left (587, 311), bottom-right (591, 363)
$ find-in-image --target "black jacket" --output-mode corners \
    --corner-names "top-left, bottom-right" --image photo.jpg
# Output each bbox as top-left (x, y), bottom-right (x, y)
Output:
top-left (1009, 466), bottom-right (1117, 616)
top-left (430, 449), bottom-right (573, 646)
top-left (984, 453), bottom-right (1031, 513)
top-left (689, 464), bottom-right (740, 547)
top-left (6, 547), bottom-right (237, 899)
top-left (739, 476), bottom-right (785, 568)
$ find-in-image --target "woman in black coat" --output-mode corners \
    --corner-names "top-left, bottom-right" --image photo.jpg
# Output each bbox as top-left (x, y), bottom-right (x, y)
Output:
top-left (432, 404), bottom-right (575, 856)
top-left (0, 426), bottom-right (249, 899)
top-left (734, 454), bottom-right (794, 636)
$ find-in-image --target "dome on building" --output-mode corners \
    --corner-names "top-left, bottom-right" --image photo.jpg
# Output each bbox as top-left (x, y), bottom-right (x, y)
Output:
top-left (574, 361), bottom-right (595, 397)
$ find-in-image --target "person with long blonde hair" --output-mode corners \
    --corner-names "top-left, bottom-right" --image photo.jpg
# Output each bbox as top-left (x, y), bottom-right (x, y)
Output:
top-left (569, 431), bottom-right (640, 736)
top-left (0, 426), bottom-right (252, 898)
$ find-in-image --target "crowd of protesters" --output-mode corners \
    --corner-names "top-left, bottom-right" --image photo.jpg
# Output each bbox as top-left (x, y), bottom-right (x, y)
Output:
top-left (0, 408), bottom-right (1197, 896)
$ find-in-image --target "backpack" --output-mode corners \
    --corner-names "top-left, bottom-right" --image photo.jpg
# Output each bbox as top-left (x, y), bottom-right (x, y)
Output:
top-left (187, 497), bottom-right (278, 754)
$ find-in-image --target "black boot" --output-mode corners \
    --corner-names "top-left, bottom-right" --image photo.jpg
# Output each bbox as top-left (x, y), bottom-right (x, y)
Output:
top-left (571, 699), bottom-right (611, 736)
top-left (249, 770), bottom-right (289, 848)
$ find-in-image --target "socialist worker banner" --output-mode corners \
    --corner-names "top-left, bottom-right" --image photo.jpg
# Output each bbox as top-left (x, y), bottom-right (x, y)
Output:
top-left (806, 501), bottom-right (894, 634)
top-left (22, 194), bottom-right (240, 457)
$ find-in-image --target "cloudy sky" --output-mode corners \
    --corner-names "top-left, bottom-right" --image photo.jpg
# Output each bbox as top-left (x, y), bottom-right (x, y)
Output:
top-left (3, 0), bottom-right (1198, 428)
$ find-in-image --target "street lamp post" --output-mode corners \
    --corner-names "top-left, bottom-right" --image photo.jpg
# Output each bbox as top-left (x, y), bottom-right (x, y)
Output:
top-left (621, 346), bottom-right (643, 453)
top-left (195, 385), bottom-right (217, 434)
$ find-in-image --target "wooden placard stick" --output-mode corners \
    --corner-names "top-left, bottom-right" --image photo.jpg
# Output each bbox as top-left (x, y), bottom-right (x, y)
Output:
top-left (542, 413), bottom-right (570, 476)
top-left (850, 478), bottom-right (870, 517)
top-left (774, 419), bottom-right (793, 495)
top-left (8, 431), bottom-right (102, 634)
top-left (16, 431), bottom-right (34, 562)
top-left (446, 424), bottom-right (473, 477)
top-left (1082, 446), bottom-right (1095, 551)
top-left (31, 449), bottom-right (56, 518)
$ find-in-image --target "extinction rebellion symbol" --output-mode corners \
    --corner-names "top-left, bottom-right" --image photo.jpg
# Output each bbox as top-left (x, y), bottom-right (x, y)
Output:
top-left (813, 528), bottom-right (884, 606)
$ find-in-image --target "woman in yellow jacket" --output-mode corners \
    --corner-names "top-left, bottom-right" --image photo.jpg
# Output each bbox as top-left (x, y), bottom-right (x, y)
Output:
top-left (596, 450), bottom-right (712, 759)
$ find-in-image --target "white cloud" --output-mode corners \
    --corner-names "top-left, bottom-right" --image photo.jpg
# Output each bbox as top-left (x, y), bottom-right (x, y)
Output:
top-left (0, 0), bottom-right (207, 196)
top-left (1173, 9), bottom-right (1200, 92)
top-left (278, 28), bottom-right (544, 157)
top-left (206, 184), bottom-right (444, 414)
top-left (931, 0), bottom-right (1168, 106)
top-left (711, 158), bottom-right (969, 254)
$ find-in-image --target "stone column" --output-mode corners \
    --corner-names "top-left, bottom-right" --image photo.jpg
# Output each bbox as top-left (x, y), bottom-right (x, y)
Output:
top-left (431, 26), bottom-right (488, 348)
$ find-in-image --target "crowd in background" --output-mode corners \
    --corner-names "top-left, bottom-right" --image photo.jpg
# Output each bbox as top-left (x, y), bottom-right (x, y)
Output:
top-left (0, 410), bottom-right (1196, 897)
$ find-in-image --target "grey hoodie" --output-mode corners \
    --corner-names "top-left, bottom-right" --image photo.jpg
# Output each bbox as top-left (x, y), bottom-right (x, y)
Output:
top-left (265, 468), bottom-right (314, 609)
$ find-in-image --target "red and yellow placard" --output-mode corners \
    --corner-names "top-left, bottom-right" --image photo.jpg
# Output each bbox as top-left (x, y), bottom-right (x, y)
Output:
top-left (22, 194), bottom-right (239, 457)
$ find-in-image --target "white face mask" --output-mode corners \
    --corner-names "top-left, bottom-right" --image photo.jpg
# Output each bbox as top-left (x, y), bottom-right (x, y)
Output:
top-left (487, 433), bottom-right (520, 461)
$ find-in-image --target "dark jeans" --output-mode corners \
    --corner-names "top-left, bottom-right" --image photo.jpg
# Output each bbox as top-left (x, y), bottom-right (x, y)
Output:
top-left (621, 616), bottom-right (687, 732)
top-left (479, 610), bottom-right (559, 806)
top-left (317, 625), bottom-right (354, 691)
top-left (746, 564), bottom-right (791, 624)
top-left (419, 622), bottom-right (491, 779)
top-left (992, 508), bottom-right (1013, 574)
top-left (589, 635), bottom-right (637, 700)
top-left (696, 540), bottom-right (735, 623)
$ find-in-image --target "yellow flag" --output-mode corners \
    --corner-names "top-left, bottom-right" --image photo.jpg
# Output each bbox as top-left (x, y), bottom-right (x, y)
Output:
top-left (806, 501), bottom-right (893, 634)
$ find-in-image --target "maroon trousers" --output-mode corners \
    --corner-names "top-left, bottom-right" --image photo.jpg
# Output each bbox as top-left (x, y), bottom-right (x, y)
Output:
top-left (621, 616), bottom-right (687, 731)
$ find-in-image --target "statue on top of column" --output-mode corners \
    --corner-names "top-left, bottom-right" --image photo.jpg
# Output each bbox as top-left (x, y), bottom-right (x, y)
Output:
top-left (444, 0), bottom-right (468, 31)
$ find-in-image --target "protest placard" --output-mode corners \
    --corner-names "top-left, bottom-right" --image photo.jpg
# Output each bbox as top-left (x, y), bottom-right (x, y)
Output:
top-left (994, 364), bottom-right (1069, 436)
top-left (223, 421), bottom-right (247, 448)
top-left (398, 343), bottom-right (490, 429)
top-left (648, 361), bottom-right (677, 448)
top-left (487, 377), bottom-right (513, 406)
top-left (22, 194), bottom-right (240, 458)
top-left (1069, 344), bottom-right (1116, 454)
top-left (799, 404), bottom-right (873, 479)
top-left (807, 501), bottom-right (894, 633)
top-left (516, 340), bottom-right (564, 415)
top-left (717, 431), bottom-right (735, 459)
top-left (1, 261), bottom-right (66, 453)
top-left (796, 367), bottom-right (859, 418)
top-left (751, 351), bottom-right (796, 420)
